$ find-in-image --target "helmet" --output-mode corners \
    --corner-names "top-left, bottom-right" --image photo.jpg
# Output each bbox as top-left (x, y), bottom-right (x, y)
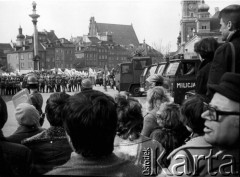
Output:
top-left (27, 75), bottom-right (38, 84)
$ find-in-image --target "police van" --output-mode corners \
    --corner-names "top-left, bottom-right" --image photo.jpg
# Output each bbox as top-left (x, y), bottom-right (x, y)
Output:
top-left (164, 59), bottom-right (200, 104)
top-left (140, 61), bottom-right (169, 94)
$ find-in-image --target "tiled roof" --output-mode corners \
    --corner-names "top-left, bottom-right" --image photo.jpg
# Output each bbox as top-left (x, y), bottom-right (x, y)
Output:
top-left (88, 37), bottom-right (101, 43)
top-left (46, 31), bottom-right (58, 43)
top-left (96, 23), bottom-right (139, 46)
top-left (0, 43), bottom-right (13, 51)
top-left (16, 41), bottom-right (45, 52)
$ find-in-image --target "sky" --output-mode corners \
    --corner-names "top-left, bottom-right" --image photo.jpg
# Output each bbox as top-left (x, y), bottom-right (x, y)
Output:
top-left (0, 0), bottom-right (239, 52)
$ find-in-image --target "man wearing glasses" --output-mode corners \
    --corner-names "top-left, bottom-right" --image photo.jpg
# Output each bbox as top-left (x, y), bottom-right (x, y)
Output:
top-left (201, 72), bottom-right (240, 176)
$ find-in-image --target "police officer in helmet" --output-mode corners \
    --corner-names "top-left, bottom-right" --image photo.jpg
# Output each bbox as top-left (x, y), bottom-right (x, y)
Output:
top-left (27, 75), bottom-right (45, 126)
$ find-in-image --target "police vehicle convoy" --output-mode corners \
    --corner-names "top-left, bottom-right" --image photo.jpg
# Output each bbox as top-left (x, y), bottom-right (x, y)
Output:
top-left (139, 58), bottom-right (200, 104)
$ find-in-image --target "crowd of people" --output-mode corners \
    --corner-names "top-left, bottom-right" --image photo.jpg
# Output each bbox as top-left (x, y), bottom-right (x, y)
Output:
top-left (0, 4), bottom-right (239, 177)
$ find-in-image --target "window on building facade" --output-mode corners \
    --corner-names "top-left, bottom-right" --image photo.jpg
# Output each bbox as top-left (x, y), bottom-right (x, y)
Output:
top-left (28, 53), bottom-right (32, 60)
top-left (202, 26), bottom-right (206, 29)
top-left (21, 63), bottom-right (24, 68)
top-left (20, 54), bottom-right (24, 60)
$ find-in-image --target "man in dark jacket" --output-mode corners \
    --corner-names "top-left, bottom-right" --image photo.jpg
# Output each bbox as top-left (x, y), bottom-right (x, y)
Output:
top-left (46, 90), bottom-right (143, 176)
top-left (207, 4), bottom-right (240, 99)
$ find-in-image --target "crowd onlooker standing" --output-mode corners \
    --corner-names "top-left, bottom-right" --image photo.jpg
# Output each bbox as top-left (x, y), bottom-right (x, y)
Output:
top-left (22, 92), bottom-right (72, 175)
top-left (207, 4), bottom-right (240, 99)
top-left (0, 96), bottom-right (33, 177)
top-left (6, 103), bottom-right (45, 144)
top-left (166, 95), bottom-right (212, 176)
top-left (46, 90), bottom-right (143, 176)
top-left (114, 94), bottom-right (164, 175)
top-left (150, 103), bottom-right (189, 167)
top-left (202, 72), bottom-right (239, 176)
top-left (194, 37), bottom-right (219, 95)
top-left (141, 86), bottom-right (170, 137)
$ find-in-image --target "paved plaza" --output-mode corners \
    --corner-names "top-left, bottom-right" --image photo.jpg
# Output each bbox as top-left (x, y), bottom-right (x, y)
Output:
top-left (2, 86), bottom-right (147, 137)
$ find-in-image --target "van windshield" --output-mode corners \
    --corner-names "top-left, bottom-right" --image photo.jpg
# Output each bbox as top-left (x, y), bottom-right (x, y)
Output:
top-left (156, 64), bottom-right (165, 75)
top-left (165, 62), bottom-right (179, 76)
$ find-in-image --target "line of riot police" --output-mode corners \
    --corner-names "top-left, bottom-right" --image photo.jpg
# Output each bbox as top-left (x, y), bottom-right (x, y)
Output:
top-left (0, 75), bottom-right (22, 96)
top-left (0, 74), bottom-right (83, 95)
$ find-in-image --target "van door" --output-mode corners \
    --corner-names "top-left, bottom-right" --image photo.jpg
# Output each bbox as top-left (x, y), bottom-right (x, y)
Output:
top-left (119, 63), bottom-right (133, 91)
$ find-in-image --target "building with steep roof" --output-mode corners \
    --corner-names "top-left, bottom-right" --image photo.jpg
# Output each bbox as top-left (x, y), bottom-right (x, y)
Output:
top-left (88, 17), bottom-right (139, 47)
top-left (175, 0), bottom-right (223, 59)
top-left (7, 27), bottom-right (62, 72)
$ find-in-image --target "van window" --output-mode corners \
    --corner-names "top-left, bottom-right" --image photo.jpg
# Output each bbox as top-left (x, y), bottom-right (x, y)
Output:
top-left (133, 59), bottom-right (151, 70)
top-left (180, 63), bottom-right (195, 75)
top-left (165, 62), bottom-right (179, 76)
top-left (156, 64), bottom-right (165, 75)
top-left (146, 65), bottom-right (157, 78)
top-left (121, 64), bottom-right (132, 74)
top-left (142, 68), bottom-right (148, 76)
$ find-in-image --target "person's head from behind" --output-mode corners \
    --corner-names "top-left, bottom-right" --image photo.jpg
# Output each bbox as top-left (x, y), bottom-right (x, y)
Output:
top-left (146, 86), bottom-right (170, 112)
top-left (194, 37), bottom-right (219, 61)
top-left (154, 103), bottom-right (188, 156)
top-left (0, 96), bottom-right (8, 130)
top-left (115, 94), bottom-right (143, 140)
top-left (146, 74), bottom-right (164, 89)
top-left (157, 103), bottom-right (182, 130)
top-left (62, 90), bottom-right (117, 157)
top-left (81, 78), bottom-right (93, 91)
top-left (218, 4), bottom-right (240, 41)
top-left (45, 92), bottom-right (70, 127)
top-left (15, 103), bottom-right (40, 128)
top-left (180, 94), bottom-right (208, 136)
top-left (202, 73), bottom-right (240, 149)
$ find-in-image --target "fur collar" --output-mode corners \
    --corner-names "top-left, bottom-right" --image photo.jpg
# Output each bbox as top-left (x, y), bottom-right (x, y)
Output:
top-left (22, 126), bottom-right (67, 145)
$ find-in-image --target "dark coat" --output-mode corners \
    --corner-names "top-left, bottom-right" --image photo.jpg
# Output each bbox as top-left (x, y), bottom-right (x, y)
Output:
top-left (46, 153), bottom-right (144, 177)
top-left (195, 60), bottom-right (212, 95)
top-left (21, 126), bottom-right (72, 175)
top-left (6, 125), bottom-right (45, 144)
top-left (207, 30), bottom-right (240, 98)
top-left (0, 131), bottom-right (32, 177)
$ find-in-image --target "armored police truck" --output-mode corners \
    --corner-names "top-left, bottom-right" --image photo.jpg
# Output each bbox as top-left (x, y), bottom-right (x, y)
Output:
top-left (164, 59), bottom-right (200, 104)
top-left (115, 56), bottom-right (152, 96)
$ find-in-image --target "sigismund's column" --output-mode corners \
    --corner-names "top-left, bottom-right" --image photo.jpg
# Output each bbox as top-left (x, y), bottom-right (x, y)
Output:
top-left (29, 1), bottom-right (40, 71)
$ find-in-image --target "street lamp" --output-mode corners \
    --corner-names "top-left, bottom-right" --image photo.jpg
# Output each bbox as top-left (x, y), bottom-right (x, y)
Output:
top-left (29, 1), bottom-right (40, 71)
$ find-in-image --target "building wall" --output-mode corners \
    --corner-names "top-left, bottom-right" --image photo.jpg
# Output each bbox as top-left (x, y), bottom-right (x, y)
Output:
top-left (19, 52), bottom-right (34, 70)
top-left (45, 48), bottom-right (55, 69)
top-left (7, 53), bottom-right (19, 71)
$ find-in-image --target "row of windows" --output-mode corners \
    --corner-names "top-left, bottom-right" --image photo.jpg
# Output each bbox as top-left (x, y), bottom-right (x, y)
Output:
top-left (56, 49), bottom-right (74, 54)
top-left (20, 62), bottom-right (33, 69)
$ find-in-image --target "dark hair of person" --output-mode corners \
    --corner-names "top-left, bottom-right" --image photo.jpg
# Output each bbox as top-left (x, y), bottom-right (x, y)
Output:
top-left (28, 84), bottom-right (38, 89)
top-left (45, 92), bottom-right (70, 127)
top-left (194, 37), bottom-right (219, 61)
top-left (62, 90), bottom-right (117, 157)
top-left (218, 4), bottom-right (240, 30)
top-left (150, 128), bottom-right (181, 167)
top-left (0, 96), bottom-right (8, 130)
top-left (180, 94), bottom-right (208, 135)
top-left (115, 94), bottom-right (143, 140)
top-left (159, 103), bottom-right (182, 130)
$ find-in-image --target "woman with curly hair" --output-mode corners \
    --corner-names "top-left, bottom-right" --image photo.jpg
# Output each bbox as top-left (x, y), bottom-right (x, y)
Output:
top-left (114, 94), bottom-right (164, 175)
top-left (141, 86), bottom-right (171, 137)
top-left (150, 103), bottom-right (189, 167)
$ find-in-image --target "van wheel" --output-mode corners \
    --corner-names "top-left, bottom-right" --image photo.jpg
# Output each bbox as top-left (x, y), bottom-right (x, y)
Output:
top-left (130, 85), bottom-right (141, 97)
